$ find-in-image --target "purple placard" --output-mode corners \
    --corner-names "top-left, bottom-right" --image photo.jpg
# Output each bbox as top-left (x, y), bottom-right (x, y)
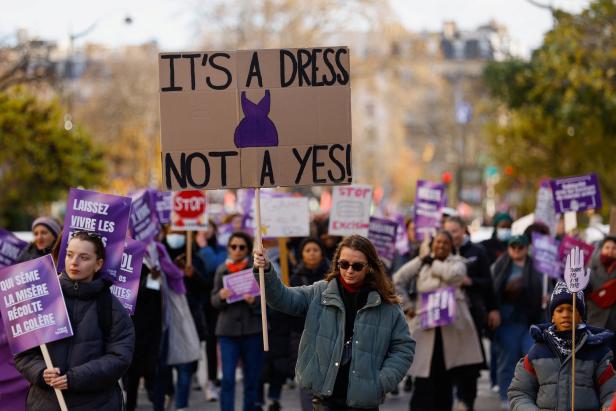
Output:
top-left (153, 190), bottom-right (172, 225)
top-left (222, 268), bottom-right (260, 304)
top-left (110, 239), bottom-right (146, 315)
top-left (57, 188), bottom-right (132, 280)
top-left (419, 287), bottom-right (455, 329)
top-left (394, 213), bottom-right (410, 255)
top-left (550, 173), bottom-right (602, 213)
top-left (0, 255), bottom-right (73, 355)
top-left (413, 180), bottom-right (445, 241)
top-left (0, 228), bottom-right (28, 268)
top-left (368, 217), bottom-right (398, 269)
top-left (130, 190), bottom-right (161, 243)
top-left (558, 235), bottom-right (593, 267)
top-left (531, 233), bottom-right (561, 279)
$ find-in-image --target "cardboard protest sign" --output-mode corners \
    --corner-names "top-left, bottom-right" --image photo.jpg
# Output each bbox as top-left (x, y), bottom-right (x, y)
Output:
top-left (550, 173), bottom-right (602, 213)
top-left (0, 228), bottom-right (28, 268)
top-left (531, 233), bottom-right (561, 279)
top-left (159, 47), bottom-right (352, 190)
top-left (110, 240), bottom-right (146, 315)
top-left (0, 255), bottom-right (72, 355)
top-left (152, 190), bottom-right (172, 225)
top-left (58, 188), bottom-right (132, 280)
top-left (534, 181), bottom-right (558, 236)
top-left (368, 217), bottom-right (398, 269)
top-left (558, 235), bottom-right (593, 267)
top-left (129, 190), bottom-right (161, 243)
top-left (419, 287), bottom-right (455, 330)
top-left (564, 247), bottom-right (590, 293)
top-left (413, 180), bottom-right (445, 241)
top-left (222, 268), bottom-right (260, 304)
top-left (328, 185), bottom-right (372, 237)
top-left (258, 196), bottom-right (309, 238)
top-left (171, 190), bottom-right (208, 231)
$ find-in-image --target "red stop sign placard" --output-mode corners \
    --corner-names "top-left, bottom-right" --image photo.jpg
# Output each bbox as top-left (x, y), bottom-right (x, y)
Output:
top-left (171, 190), bottom-right (207, 229)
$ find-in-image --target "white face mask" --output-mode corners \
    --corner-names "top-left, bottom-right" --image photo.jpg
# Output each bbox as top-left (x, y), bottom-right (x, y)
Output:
top-left (166, 233), bottom-right (186, 249)
top-left (496, 228), bottom-right (512, 242)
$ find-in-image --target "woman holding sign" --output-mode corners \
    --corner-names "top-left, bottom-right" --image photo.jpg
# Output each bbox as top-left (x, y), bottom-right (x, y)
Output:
top-left (253, 235), bottom-right (414, 411)
top-left (14, 231), bottom-right (134, 411)
top-left (211, 231), bottom-right (263, 411)
top-left (393, 230), bottom-right (483, 411)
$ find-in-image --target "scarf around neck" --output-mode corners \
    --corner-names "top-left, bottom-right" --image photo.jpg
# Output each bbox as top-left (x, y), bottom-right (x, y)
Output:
top-left (545, 324), bottom-right (584, 359)
top-left (226, 258), bottom-right (249, 273)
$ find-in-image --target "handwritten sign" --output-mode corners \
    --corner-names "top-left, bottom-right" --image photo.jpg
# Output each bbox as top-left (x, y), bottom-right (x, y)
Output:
top-left (222, 268), bottom-right (260, 304)
top-left (564, 247), bottom-right (590, 293)
top-left (258, 196), bottom-right (310, 237)
top-left (110, 240), bottom-right (146, 315)
top-left (328, 185), bottom-right (372, 237)
top-left (367, 217), bottom-right (398, 269)
top-left (0, 255), bottom-right (73, 355)
top-left (0, 228), bottom-right (28, 268)
top-left (531, 233), bottom-right (561, 279)
top-left (551, 173), bottom-right (602, 213)
top-left (414, 180), bottom-right (445, 241)
top-left (57, 188), bottom-right (132, 280)
top-left (159, 47), bottom-right (352, 190)
top-left (171, 190), bottom-right (208, 231)
top-left (419, 287), bottom-right (456, 330)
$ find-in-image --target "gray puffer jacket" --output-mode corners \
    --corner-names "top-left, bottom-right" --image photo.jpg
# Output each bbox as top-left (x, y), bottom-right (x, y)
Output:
top-left (508, 323), bottom-right (616, 411)
top-left (256, 266), bottom-right (415, 409)
top-left (14, 273), bottom-right (135, 411)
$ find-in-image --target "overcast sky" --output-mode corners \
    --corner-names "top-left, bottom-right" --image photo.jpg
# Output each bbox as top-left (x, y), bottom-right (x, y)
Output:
top-left (0, 0), bottom-right (590, 54)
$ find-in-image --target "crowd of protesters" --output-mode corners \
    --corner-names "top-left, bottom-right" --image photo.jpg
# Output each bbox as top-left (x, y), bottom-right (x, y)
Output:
top-left (3, 206), bottom-right (616, 411)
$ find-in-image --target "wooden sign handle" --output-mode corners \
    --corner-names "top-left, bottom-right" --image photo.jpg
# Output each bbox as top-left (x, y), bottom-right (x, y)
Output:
top-left (571, 294), bottom-right (576, 411)
top-left (40, 343), bottom-right (69, 411)
top-left (186, 231), bottom-right (193, 269)
top-left (255, 188), bottom-right (270, 352)
top-left (278, 237), bottom-right (290, 286)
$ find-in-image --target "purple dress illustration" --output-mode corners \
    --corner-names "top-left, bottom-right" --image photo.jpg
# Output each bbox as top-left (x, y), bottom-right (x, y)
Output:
top-left (234, 90), bottom-right (279, 148)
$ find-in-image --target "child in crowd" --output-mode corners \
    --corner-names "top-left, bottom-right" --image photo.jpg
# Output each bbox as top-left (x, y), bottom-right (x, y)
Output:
top-left (508, 281), bottom-right (616, 411)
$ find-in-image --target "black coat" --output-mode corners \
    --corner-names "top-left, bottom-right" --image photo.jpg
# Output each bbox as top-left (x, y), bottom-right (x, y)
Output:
top-left (15, 274), bottom-right (135, 411)
top-left (17, 243), bottom-right (51, 263)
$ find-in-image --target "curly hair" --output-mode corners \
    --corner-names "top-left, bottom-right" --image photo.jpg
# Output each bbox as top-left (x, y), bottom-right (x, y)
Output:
top-left (324, 235), bottom-right (400, 304)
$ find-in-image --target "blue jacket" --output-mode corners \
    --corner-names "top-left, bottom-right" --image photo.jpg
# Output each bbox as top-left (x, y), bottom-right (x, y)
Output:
top-left (509, 323), bottom-right (616, 411)
top-left (256, 266), bottom-right (415, 408)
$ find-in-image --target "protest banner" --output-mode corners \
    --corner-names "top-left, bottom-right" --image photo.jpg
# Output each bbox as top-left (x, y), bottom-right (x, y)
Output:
top-left (110, 240), bottom-right (146, 315)
top-left (328, 185), bottom-right (372, 237)
top-left (171, 190), bottom-right (208, 231)
top-left (0, 255), bottom-right (71, 410)
top-left (57, 188), bottom-right (132, 280)
top-left (0, 228), bottom-right (28, 268)
top-left (152, 190), bottom-right (172, 225)
top-left (419, 287), bottom-right (455, 329)
top-left (531, 233), bottom-right (561, 279)
top-left (257, 196), bottom-right (310, 238)
top-left (159, 47), bottom-right (352, 190)
top-left (368, 217), bottom-right (398, 269)
top-left (413, 180), bottom-right (445, 241)
top-left (393, 213), bottom-right (410, 256)
top-left (222, 268), bottom-right (261, 304)
top-left (559, 235), bottom-right (593, 267)
top-left (534, 180), bottom-right (558, 236)
top-left (550, 173), bottom-right (602, 213)
top-left (129, 190), bottom-right (161, 243)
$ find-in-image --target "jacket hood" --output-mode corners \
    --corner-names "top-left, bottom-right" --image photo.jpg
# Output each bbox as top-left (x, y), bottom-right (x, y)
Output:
top-left (530, 322), bottom-right (614, 346)
top-left (59, 272), bottom-right (112, 299)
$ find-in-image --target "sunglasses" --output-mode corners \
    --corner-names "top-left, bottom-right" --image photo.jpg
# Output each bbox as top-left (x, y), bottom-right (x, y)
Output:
top-left (229, 244), bottom-right (247, 251)
top-left (71, 231), bottom-right (103, 239)
top-left (337, 260), bottom-right (368, 271)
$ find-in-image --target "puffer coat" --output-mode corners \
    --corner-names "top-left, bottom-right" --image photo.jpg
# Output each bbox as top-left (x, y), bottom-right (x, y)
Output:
top-left (255, 266), bottom-right (414, 409)
top-left (508, 323), bottom-right (616, 411)
top-left (14, 273), bottom-right (135, 411)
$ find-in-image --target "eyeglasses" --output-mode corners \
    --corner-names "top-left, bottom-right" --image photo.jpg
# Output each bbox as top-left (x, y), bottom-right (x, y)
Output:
top-left (229, 244), bottom-right (247, 251)
top-left (338, 260), bottom-right (368, 271)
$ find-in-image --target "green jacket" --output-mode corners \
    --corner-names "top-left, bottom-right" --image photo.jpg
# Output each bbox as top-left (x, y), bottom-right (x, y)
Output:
top-left (256, 267), bottom-right (415, 409)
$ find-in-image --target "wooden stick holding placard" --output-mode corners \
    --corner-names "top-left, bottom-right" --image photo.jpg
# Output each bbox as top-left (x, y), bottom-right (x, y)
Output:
top-left (571, 293), bottom-right (577, 410)
top-left (40, 343), bottom-right (69, 411)
top-left (186, 231), bottom-right (193, 271)
top-left (278, 237), bottom-right (290, 286)
top-left (255, 189), bottom-right (270, 351)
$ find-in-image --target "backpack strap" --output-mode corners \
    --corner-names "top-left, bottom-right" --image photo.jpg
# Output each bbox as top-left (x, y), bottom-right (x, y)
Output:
top-left (96, 288), bottom-right (113, 341)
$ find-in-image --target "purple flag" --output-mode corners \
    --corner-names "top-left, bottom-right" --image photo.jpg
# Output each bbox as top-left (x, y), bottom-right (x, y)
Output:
top-left (110, 239), bottom-right (146, 315)
top-left (0, 255), bottom-right (73, 355)
top-left (531, 233), bottom-right (561, 279)
top-left (414, 180), bottom-right (445, 241)
top-left (153, 190), bottom-right (172, 225)
top-left (130, 190), bottom-right (161, 243)
top-left (368, 217), bottom-right (398, 269)
top-left (0, 228), bottom-right (28, 268)
top-left (222, 268), bottom-right (260, 304)
top-left (550, 173), bottom-right (602, 213)
top-left (57, 188), bottom-right (132, 280)
top-left (419, 287), bottom-right (456, 330)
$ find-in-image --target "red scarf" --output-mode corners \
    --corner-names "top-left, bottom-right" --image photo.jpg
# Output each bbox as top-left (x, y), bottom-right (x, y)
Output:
top-left (226, 258), bottom-right (249, 273)
top-left (600, 254), bottom-right (616, 275)
top-left (339, 274), bottom-right (363, 293)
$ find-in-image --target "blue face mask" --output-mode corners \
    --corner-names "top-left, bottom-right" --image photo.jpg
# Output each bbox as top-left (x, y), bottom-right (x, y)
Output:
top-left (496, 228), bottom-right (512, 242)
top-left (166, 234), bottom-right (186, 249)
